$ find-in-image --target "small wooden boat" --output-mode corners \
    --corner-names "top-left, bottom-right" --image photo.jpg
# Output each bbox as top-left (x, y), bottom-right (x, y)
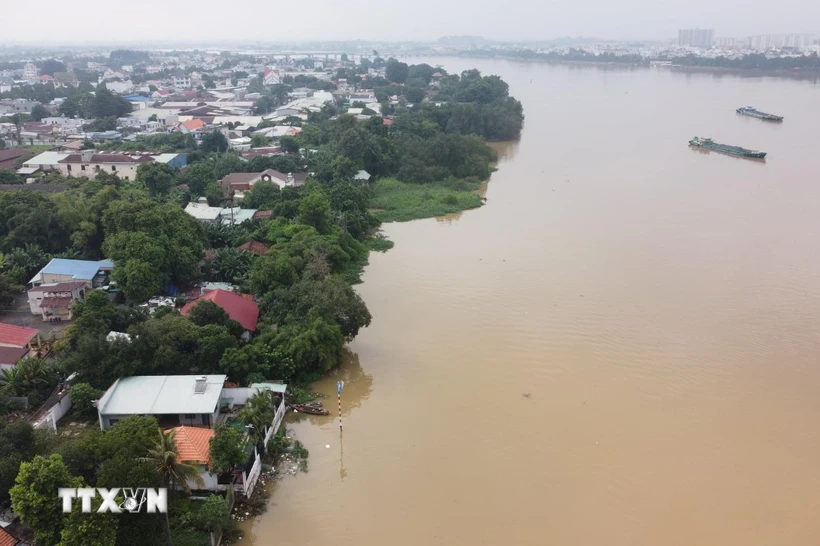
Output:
top-left (289, 404), bottom-right (329, 416)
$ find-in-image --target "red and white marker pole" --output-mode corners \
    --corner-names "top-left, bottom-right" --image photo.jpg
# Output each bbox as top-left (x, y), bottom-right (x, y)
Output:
top-left (336, 380), bottom-right (344, 431)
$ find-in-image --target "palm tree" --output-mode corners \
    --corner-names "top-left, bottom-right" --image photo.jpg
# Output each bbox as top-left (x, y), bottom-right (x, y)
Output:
top-left (239, 391), bottom-right (275, 444)
top-left (139, 429), bottom-right (205, 546)
top-left (0, 367), bottom-right (18, 396)
top-left (0, 358), bottom-right (54, 397)
top-left (212, 248), bottom-right (252, 282)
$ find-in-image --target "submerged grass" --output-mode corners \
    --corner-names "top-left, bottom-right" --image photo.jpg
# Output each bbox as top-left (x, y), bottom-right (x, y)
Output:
top-left (370, 178), bottom-right (484, 223)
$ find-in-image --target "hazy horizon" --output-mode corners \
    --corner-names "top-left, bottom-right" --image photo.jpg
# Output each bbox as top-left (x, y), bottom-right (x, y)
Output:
top-left (2, 0), bottom-right (818, 46)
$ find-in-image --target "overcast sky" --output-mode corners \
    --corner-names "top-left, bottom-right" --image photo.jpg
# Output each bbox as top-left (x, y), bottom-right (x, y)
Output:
top-left (2, 0), bottom-right (817, 44)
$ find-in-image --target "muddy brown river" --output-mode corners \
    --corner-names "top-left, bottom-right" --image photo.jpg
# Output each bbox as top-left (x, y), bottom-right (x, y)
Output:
top-left (242, 58), bottom-right (820, 546)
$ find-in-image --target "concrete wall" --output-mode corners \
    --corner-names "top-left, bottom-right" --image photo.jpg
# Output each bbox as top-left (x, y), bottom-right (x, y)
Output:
top-left (59, 162), bottom-right (139, 181)
top-left (34, 392), bottom-right (72, 430)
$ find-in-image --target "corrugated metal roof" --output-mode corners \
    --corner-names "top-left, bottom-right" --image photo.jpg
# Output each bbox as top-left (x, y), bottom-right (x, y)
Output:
top-left (22, 151), bottom-right (69, 167)
top-left (30, 258), bottom-right (113, 284)
top-left (98, 374), bottom-right (227, 416)
top-left (251, 382), bottom-right (287, 394)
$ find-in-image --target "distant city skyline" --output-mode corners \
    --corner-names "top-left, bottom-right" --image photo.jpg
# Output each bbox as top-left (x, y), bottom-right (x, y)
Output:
top-left (1, 0), bottom-right (818, 45)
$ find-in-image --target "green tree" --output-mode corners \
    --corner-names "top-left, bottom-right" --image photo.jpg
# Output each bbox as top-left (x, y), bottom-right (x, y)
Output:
top-left (30, 104), bottom-right (51, 121)
top-left (0, 169), bottom-right (21, 184)
top-left (59, 494), bottom-right (119, 546)
top-left (250, 134), bottom-right (270, 148)
top-left (100, 416), bottom-right (163, 460)
top-left (139, 429), bottom-right (204, 546)
top-left (183, 162), bottom-right (216, 197)
top-left (10, 454), bottom-right (83, 546)
top-left (136, 162), bottom-right (177, 197)
top-left (297, 190), bottom-right (332, 234)
top-left (194, 494), bottom-right (232, 534)
top-left (405, 86), bottom-right (426, 103)
top-left (279, 135), bottom-right (300, 154)
top-left (40, 59), bottom-right (67, 76)
top-left (208, 423), bottom-right (246, 475)
top-left (0, 420), bottom-right (38, 504)
top-left (201, 131), bottom-right (228, 153)
top-left (211, 247), bottom-right (253, 282)
top-left (239, 390), bottom-right (276, 443)
top-left (69, 382), bottom-right (103, 418)
top-left (0, 358), bottom-right (56, 398)
top-left (386, 58), bottom-right (409, 83)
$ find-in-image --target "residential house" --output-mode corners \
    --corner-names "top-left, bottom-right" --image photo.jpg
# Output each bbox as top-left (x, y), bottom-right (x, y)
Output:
top-left (168, 425), bottom-right (218, 490)
top-left (181, 289), bottom-right (258, 341)
top-left (172, 71), bottom-right (192, 89)
top-left (0, 99), bottom-right (39, 114)
top-left (0, 149), bottom-right (32, 170)
top-left (185, 202), bottom-right (223, 223)
top-left (263, 68), bottom-right (281, 85)
top-left (19, 122), bottom-right (62, 144)
top-left (0, 526), bottom-right (21, 546)
top-left (20, 151), bottom-right (70, 174)
top-left (237, 240), bottom-right (270, 256)
top-left (290, 87), bottom-right (314, 99)
top-left (220, 169), bottom-right (308, 199)
top-left (53, 71), bottom-right (79, 88)
top-left (57, 150), bottom-right (188, 180)
top-left (27, 281), bottom-right (88, 321)
top-left (354, 169), bottom-right (372, 182)
top-left (0, 322), bottom-right (38, 370)
top-left (176, 118), bottom-right (205, 135)
top-left (104, 80), bottom-right (134, 94)
top-left (219, 206), bottom-right (258, 225)
top-left (96, 374), bottom-right (228, 430)
top-left (28, 258), bottom-right (114, 288)
top-left (22, 63), bottom-right (38, 80)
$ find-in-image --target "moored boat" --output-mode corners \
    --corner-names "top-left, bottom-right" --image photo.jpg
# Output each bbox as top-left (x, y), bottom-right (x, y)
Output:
top-left (290, 403), bottom-right (330, 415)
top-left (688, 136), bottom-right (767, 159)
top-left (736, 106), bottom-right (783, 122)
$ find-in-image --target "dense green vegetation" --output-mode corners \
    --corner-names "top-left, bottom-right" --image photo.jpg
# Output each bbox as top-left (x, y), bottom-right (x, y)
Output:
top-left (0, 58), bottom-right (523, 545)
top-left (369, 177), bottom-right (484, 222)
top-left (670, 52), bottom-right (820, 70)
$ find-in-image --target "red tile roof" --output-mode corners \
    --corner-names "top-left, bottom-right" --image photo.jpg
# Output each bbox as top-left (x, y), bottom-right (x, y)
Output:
top-left (0, 346), bottom-right (29, 365)
top-left (0, 527), bottom-right (19, 546)
top-left (167, 426), bottom-right (214, 466)
top-left (0, 322), bottom-right (38, 347)
top-left (180, 289), bottom-right (259, 332)
top-left (41, 296), bottom-right (73, 309)
top-left (180, 119), bottom-right (205, 131)
top-left (237, 240), bottom-right (270, 256)
top-left (253, 210), bottom-right (273, 220)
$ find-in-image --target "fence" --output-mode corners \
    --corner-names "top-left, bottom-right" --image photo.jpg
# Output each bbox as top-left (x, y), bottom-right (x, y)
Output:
top-left (33, 391), bottom-right (72, 430)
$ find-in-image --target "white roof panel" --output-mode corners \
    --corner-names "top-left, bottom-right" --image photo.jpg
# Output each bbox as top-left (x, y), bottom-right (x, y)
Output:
top-left (98, 374), bottom-right (227, 416)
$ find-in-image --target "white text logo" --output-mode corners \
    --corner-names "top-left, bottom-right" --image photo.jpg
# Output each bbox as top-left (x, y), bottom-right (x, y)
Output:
top-left (58, 488), bottom-right (168, 514)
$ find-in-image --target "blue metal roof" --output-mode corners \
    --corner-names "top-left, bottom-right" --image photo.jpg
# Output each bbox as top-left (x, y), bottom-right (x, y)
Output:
top-left (123, 94), bottom-right (150, 102)
top-left (42, 258), bottom-right (114, 280)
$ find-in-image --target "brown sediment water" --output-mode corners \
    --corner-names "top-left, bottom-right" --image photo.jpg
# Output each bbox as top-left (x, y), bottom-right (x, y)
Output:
top-left (241, 58), bottom-right (820, 546)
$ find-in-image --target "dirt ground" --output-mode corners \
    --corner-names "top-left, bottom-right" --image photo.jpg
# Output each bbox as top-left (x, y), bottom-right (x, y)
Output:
top-left (0, 292), bottom-right (72, 339)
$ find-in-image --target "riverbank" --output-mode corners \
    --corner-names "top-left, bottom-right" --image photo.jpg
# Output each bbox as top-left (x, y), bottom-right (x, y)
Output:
top-left (369, 177), bottom-right (485, 223)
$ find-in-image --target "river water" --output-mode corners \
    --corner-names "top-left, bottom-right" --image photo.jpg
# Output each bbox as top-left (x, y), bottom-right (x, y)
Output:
top-left (242, 59), bottom-right (820, 546)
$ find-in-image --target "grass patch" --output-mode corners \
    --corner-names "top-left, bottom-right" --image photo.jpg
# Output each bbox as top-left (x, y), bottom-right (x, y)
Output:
top-left (370, 178), bottom-right (484, 223)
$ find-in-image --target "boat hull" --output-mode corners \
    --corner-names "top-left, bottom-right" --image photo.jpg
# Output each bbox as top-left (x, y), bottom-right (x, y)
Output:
top-left (736, 108), bottom-right (783, 122)
top-left (689, 139), bottom-right (767, 159)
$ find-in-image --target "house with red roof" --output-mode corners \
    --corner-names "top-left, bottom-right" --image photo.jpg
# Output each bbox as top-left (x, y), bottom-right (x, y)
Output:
top-left (0, 526), bottom-right (21, 546)
top-left (180, 289), bottom-right (259, 340)
top-left (237, 240), bottom-right (270, 256)
top-left (168, 425), bottom-right (218, 490)
top-left (0, 322), bottom-right (38, 370)
top-left (176, 118), bottom-right (205, 134)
